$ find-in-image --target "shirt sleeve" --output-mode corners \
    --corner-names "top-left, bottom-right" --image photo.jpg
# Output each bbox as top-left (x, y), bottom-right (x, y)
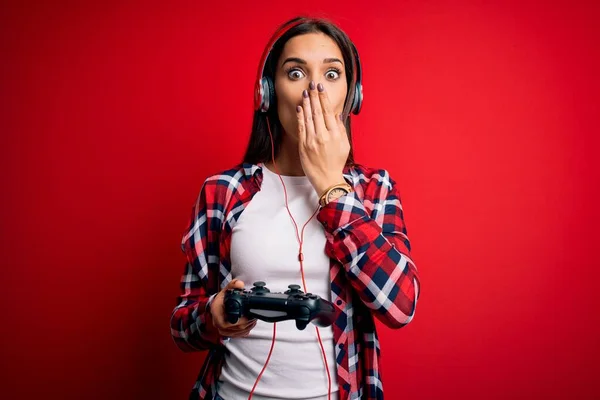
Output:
top-left (170, 180), bottom-right (224, 351)
top-left (317, 171), bottom-right (421, 329)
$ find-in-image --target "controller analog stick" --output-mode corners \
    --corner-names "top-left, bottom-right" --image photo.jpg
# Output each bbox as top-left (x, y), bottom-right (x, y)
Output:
top-left (286, 284), bottom-right (302, 294)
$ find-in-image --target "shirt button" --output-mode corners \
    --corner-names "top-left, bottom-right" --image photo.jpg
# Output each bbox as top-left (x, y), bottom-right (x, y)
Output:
top-left (336, 299), bottom-right (343, 306)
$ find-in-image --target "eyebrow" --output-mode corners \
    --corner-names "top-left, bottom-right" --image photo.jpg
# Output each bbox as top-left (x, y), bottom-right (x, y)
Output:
top-left (280, 57), bottom-right (344, 67)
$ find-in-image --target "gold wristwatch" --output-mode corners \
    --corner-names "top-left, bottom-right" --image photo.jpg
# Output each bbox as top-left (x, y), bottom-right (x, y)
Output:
top-left (319, 182), bottom-right (353, 207)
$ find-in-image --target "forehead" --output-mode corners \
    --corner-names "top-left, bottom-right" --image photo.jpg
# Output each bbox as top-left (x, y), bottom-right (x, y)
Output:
top-left (279, 32), bottom-right (344, 63)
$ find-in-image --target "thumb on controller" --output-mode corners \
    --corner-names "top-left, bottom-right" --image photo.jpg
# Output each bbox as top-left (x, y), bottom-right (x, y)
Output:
top-left (210, 279), bottom-right (246, 329)
top-left (225, 279), bottom-right (245, 291)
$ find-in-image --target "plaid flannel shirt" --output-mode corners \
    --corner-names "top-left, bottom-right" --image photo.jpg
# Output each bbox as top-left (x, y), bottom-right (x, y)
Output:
top-left (171, 162), bottom-right (421, 400)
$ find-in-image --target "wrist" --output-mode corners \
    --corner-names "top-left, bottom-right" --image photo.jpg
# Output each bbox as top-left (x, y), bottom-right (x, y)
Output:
top-left (315, 175), bottom-right (347, 197)
top-left (318, 181), bottom-right (353, 208)
top-left (206, 293), bottom-right (218, 313)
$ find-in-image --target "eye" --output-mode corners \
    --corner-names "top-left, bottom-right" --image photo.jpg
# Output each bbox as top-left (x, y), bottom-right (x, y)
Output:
top-left (286, 68), bottom-right (305, 81)
top-left (284, 66), bottom-right (342, 81)
top-left (326, 68), bottom-right (341, 80)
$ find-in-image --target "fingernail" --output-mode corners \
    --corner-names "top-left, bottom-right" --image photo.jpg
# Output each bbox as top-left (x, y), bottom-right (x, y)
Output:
top-left (317, 83), bottom-right (324, 92)
top-left (309, 81), bottom-right (315, 90)
top-left (296, 105), bottom-right (302, 112)
top-left (303, 89), bottom-right (308, 98)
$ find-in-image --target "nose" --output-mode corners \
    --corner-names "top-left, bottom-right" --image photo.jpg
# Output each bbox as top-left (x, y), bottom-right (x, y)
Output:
top-left (307, 72), bottom-right (322, 88)
top-left (298, 77), bottom-right (321, 100)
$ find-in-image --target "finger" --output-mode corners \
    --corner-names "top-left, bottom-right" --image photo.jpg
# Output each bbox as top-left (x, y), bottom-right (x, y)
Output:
top-left (219, 320), bottom-right (258, 337)
top-left (309, 81), bottom-right (327, 136)
top-left (218, 313), bottom-right (256, 329)
top-left (226, 279), bottom-right (245, 290)
top-left (240, 324), bottom-right (257, 337)
top-left (296, 104), bottom-right (306, 145)
top-left (219, 319), bottom-right (256, 332)
top-left (236, 316), bottom-right (256, 326)
top-left (317, 83), bottom-right (337, 131)
top-left (240, 318), bottom-right (257, 330)
top-left (337, 112), bottom-right (347, 134)
top-left (220, 325), bottom-right (255, 338)
top-left (302, 89), bottom-right (316, 139)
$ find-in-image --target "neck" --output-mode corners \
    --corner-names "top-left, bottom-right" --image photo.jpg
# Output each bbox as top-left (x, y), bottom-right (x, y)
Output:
top-left (264, 135), bottom-right (305, 176)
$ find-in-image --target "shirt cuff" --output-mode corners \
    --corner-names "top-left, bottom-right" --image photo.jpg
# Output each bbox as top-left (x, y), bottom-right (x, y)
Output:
top-left (317, 190), bottom-right (369, 234)
top-left (204, 292), bottom-right (231, 344)
top-left (205, 293), bottom-right (218, 313)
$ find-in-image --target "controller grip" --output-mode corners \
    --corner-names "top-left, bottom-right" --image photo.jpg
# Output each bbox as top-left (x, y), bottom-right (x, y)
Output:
top-left (295, 307), bottom-right (311, 330)
top-left (224, 294), bottom-right (243, 324)
top-left (313, 301), bottom-right (336, 327)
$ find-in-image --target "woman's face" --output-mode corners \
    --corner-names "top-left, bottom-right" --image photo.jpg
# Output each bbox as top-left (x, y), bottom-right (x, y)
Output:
top-left (274, 32), bottom-right (348, 141)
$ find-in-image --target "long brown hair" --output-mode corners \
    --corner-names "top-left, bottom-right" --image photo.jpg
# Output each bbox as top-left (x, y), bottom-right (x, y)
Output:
top-left (242, 16), bottom-right (359, 166)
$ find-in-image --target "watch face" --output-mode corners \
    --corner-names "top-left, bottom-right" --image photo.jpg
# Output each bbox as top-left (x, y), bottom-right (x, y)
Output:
top-left (328, 188), bottom-right (349, 200)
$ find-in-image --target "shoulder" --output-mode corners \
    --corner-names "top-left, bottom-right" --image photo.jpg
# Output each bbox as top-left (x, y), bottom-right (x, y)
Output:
top-left (197, 162), bottom-right (259, 203)
top-left (202, 162), bottom-right (258, 187)
top-left (182, 163), bottom-right (259, 244)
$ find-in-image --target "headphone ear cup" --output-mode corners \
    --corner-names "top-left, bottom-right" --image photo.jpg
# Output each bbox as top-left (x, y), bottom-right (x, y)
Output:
top-left (263, 76), bottom-right (275, 112)
top-left (255, 77), bottom-right (273, 112)
top-left (351, 82), bottom-right (363, 115)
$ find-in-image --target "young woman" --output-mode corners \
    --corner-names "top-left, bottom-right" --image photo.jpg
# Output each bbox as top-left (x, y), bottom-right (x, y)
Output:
top-left (171, 16), bottom-right (421, 400)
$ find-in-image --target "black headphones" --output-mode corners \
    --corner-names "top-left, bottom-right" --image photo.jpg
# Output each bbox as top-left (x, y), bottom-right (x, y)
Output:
top-left (254, 19), bottom-right (363, 115)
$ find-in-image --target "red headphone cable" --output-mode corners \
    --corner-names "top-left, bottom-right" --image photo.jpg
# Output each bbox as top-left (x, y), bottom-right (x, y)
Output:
top-left (247, 116), bottom-right (332, 400)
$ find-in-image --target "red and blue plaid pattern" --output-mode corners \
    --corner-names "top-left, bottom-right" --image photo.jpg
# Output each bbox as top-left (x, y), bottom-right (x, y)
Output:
top-left (171, 163), bottom-right (421, 400)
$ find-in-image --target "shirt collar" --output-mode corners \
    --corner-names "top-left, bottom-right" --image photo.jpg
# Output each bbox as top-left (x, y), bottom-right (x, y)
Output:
top-left (249, 162), bottom-right (356, 189)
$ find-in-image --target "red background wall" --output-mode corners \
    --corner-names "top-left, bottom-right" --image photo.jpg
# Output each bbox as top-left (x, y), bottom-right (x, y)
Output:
top-left (2, 0), bottom-right (599, 399)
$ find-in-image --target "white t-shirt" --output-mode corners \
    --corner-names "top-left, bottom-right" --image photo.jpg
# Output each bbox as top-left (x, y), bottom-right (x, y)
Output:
top-left (216, 162), bottom-right (339, 400)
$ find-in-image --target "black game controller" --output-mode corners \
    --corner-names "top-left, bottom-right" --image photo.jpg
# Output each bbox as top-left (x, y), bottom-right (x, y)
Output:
top-left (224, 281), bottom-right (336, 330)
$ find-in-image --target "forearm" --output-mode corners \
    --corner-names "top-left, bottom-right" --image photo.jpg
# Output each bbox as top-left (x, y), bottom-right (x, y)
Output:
top-left (170, 265), bottom-right (223, 351)
top-left (317, 191), bottom-right (420, 328)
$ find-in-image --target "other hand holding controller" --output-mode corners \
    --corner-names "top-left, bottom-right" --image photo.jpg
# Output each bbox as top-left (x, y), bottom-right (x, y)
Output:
top-left (209, 279), bottom-right (257, 338)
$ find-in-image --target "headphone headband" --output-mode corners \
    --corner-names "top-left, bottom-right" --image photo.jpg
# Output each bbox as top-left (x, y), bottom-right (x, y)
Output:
top-left (254, 19), bottom-right (363, 115)
top-left (255, 19), bottom-right (305, 86)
